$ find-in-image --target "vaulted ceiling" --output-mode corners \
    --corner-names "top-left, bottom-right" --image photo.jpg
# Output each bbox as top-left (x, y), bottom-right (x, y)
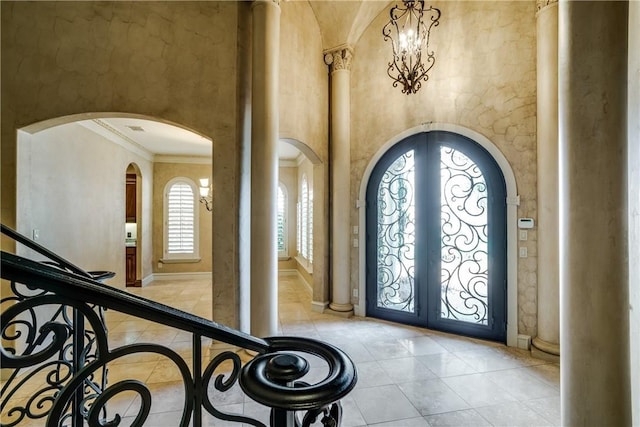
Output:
top-left (307, 0), bottom-right (392, 50)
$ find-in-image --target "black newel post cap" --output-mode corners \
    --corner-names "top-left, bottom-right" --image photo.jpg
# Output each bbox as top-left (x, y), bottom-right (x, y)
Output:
top-left (266, 353), bottom-right (309, 384)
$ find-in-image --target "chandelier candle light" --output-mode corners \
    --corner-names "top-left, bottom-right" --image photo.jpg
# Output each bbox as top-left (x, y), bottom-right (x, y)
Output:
top-left (382, 0), bottom-right (441, 95)
top-left (199, 178), bottom-right (213, 211)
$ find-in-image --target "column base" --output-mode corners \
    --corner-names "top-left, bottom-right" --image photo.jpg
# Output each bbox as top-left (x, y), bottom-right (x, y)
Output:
top-left (531, 337), bottom-right (560, 363)
top-left (326, 302), bottom-right (354, 318)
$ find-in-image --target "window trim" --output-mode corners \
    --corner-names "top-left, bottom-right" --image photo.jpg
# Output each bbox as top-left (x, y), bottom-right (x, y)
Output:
top-left (162, 177), bottom-right (201, 263)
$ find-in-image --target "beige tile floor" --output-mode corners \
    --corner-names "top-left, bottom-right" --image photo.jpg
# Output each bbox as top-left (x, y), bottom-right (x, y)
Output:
top-left (2, 275), bottom-right (560, 426)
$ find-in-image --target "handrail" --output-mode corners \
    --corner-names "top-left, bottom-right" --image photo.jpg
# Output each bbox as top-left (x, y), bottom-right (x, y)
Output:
top-left (0, 225), bottom-right (357, 426)
top-left (1, 251), bottom-right (270, 353)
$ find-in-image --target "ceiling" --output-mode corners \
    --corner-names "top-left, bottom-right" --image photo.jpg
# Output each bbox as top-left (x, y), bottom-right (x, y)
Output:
top-left (88, 118), bottom-right (303, 161)
top-left (308, 1), bottom-right (392, 49)
top-left (92, 118), bottom-right (212, 158)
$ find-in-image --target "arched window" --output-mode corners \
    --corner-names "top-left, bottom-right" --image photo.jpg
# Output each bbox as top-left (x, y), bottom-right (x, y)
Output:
top-left (300, 175), bottom-right (309, 259)
top-left (308, 186), bottom-right (313, 263)
top-left (163, 178), bottom-right (200, 261)
top-left (297, 174), bottom-right (313, 265)
top-left (277, 183), bottom-right (288, 257)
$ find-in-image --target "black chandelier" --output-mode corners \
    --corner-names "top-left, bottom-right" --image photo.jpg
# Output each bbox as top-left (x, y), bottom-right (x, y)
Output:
top-left (382, 0), bottom-right (441, 95)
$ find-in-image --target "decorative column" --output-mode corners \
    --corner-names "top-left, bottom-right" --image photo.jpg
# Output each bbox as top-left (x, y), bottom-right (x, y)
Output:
top-left (532, 0), bottom-right (560, 361)
top-left (559, 1), bottom-right (630, 425)
top-left (324, 47), bottom-right (354, 316)
top-left (250, 0), bottom-right (280, 338)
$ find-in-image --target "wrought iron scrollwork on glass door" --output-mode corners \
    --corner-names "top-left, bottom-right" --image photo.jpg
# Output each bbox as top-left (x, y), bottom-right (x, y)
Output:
top-left (439, 146), bottom-right (489, 325)
top-left (375, 150), bottom-right (416, 313)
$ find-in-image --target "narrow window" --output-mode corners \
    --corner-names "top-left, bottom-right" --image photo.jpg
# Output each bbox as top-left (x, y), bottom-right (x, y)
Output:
top-left (163, 178), bottom-right (200, 261)
top-left (277, 183), bottom-right (288, 257)
top-left (301, 175), bottom-right (309, 260)
top-left (308, 187), bottom-right (313, 263)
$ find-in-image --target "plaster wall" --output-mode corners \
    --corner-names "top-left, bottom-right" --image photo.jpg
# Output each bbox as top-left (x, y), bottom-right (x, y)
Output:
top-left (628, 1), bottom-right (640, 422)
top-left (279, 1), bottom-right (328, 162)
top-left (152, 162), bottom-right (213, 275)
top-left (278, 166), bottom-right (298, 270)
top-left (278, 0), bottom-right (329, 305)
top-left (16, 122), bottom-right (153, 288)
top-left (1, 1), bottom-right (241, 326)
top-left (352, 1), bottom-right (538, 335)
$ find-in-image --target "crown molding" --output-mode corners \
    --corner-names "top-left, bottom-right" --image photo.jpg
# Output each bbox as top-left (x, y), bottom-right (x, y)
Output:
top-left (154, 155), bottom-right (212, 164)
top-left (279, 158), bottom-right (298, 167)
top-left (78, 119), bottom-right (154, 161)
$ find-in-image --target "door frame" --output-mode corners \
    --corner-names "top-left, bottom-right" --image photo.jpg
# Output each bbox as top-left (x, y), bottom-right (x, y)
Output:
top-left (356, 123), bottom-right (520, 347)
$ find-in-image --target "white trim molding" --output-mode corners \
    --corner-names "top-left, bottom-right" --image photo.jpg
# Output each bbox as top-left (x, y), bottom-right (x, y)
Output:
top-left (356, 123), bottom-right (519, 347)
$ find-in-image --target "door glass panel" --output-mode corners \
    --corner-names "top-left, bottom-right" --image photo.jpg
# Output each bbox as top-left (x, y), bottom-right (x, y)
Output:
top-left (376, 150), bottom-right (416, 313)
top-left (440, 146), bottom-right (489, 324)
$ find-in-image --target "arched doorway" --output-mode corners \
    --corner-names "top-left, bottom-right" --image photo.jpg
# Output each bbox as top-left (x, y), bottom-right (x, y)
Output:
top-left (365, 131), bottom-right (507, 342)
top-left (125, 163), bottom-right (142, 287)
top-left (15, 113), bottom-right (212, 288)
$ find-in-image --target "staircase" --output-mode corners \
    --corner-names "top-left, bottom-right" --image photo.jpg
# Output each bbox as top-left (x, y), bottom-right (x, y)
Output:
top-left (0, 224), bottom-right (357, 426)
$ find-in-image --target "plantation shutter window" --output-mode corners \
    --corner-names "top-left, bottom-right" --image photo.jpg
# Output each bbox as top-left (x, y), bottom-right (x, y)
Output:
top-left (277, 184), bottom-right (288, 256)
top-left (167, 183), bottom-right (195, 253)
top-left (301, 175), bottom-right (309, 260)
top-left (163, 178), bottom-right (200, 261)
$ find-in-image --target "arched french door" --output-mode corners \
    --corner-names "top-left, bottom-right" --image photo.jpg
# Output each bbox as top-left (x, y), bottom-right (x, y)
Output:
top-left (366, 131), bottom-right (507, 342)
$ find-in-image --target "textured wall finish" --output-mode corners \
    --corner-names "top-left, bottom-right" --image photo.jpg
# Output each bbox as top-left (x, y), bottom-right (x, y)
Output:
top-left (352, 1), bottom-right (538, 336)
top-left (279, 1), bottom-right (330, 309)
top-left (1, 1), bottom-right (241, 327)
top-left (279, 1), bottom-right (328, 159)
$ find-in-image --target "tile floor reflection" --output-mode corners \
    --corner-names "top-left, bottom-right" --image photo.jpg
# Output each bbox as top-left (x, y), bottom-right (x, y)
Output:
top-left (2, 275), bottom-right (560, 426)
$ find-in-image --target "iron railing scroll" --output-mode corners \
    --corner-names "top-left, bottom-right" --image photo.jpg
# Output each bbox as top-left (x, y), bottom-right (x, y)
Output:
top-left (0, 224), bottom-right (357, 426)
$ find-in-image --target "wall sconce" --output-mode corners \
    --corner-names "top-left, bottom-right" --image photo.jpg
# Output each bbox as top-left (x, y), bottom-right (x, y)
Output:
top-left (199, 178), bottom-right (213, 212)
top-left (382, 0), bottom-right (441, 94)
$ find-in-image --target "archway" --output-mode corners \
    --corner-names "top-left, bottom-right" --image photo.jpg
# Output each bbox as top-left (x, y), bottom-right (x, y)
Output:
top-left (278, 138), bottom-right (328, 311)
top-left (125, 163), bottom-right (142, 287)
top-left (16, 113), bottom-right (212, 289)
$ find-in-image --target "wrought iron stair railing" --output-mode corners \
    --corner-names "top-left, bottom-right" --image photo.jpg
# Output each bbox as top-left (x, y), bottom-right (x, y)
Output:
top-left (0, 224), bottom-right (357, 426)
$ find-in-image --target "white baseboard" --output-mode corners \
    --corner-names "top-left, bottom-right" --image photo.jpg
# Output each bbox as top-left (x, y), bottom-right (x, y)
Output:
top-left (278, 268), bottom-right (312, 294)
top-left (146, 272), bottom-right (212, 282)
top-left (278, 269), bottom-right (299, 276)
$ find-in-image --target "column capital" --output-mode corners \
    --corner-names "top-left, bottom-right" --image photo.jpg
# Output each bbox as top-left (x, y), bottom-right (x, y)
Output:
top-left (324, 46), bottom-right (354, 73)
top-left (536, 0), bottom-right (558, 13)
